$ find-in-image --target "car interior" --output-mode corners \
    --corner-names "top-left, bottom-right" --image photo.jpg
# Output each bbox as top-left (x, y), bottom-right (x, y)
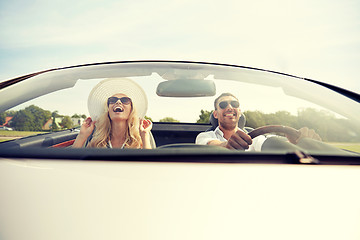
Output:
top-left (0, 61), bottom-right (359, 165)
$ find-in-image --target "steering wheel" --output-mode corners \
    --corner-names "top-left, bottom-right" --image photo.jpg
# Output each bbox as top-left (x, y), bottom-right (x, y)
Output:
top-left (248, 125), bottom-right (301, 141)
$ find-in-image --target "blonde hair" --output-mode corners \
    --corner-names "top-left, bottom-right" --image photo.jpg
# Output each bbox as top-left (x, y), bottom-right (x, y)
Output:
top-left (88, 102), bottom-right (142, 148)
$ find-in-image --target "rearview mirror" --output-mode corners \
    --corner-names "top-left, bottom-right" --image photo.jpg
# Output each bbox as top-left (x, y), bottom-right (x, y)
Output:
top-left (156, 79), bottom-right (216, 97)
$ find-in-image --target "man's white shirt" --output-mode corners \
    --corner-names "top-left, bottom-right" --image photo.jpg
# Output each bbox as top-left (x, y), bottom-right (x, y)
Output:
top-left (195, 126), bottom-right (266, 151)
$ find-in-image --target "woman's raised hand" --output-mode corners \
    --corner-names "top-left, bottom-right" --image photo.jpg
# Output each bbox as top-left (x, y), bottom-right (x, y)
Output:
top-left (72, 117), bottom-right (96, 148)
top-left (139, 119), bottom-right (153, 135)
top-left (79, 117), bottom-right (96, 138)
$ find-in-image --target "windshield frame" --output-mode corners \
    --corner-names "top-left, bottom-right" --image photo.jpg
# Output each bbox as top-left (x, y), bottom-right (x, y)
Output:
top-left (1, 60), bottom-right (360, 158)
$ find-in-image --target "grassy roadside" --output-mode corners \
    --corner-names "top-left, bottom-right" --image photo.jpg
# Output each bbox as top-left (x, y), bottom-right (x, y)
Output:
top-left (0, 130), bottom-right (46, 137)
top-left (0, 130), bottom-right (47, 142)
top-left (327, 142), bottom-right (360, 153)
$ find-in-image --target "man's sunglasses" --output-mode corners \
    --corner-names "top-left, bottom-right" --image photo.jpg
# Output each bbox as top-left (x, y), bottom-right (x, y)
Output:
top-left (218, 100), bottom-right (240, 109)
top-left (107, 96), bottom-right (132, 106)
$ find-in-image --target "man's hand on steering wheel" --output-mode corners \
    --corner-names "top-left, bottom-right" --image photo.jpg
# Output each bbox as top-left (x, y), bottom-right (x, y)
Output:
top-left (222, 126), bottom-right (322, 150)
top-left (225, 130), bottom-right (253, 150)
top-left (286, 127), bottom-right (322, 144)
top-left (247, 125), bottom-right (322, 146)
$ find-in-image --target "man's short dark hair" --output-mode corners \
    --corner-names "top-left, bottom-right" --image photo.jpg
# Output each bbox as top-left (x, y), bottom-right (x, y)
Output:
top-left (214, 93), bottom-right (239, 109)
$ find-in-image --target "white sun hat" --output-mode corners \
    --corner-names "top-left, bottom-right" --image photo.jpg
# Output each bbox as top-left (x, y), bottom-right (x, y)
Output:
top-left (87, 78), bottom-right (148, 121)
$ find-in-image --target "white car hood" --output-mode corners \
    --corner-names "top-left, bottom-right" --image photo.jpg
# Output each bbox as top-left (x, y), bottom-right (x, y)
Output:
top-left (0, 159), bottom-right (359, 240)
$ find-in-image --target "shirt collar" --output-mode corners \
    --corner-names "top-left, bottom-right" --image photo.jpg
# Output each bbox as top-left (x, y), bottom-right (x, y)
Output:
top-left (215, 126), bottom-right (244, 136)
top-left (214, 126), bottom-right (224, 137)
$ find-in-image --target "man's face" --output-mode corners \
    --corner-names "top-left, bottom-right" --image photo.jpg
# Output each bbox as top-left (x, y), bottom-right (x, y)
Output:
top-left (214, 96), bottom-right (241, 131)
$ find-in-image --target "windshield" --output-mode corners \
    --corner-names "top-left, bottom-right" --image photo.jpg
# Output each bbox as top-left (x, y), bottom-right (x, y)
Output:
top-left (1, 61), bottom-right (359, 155)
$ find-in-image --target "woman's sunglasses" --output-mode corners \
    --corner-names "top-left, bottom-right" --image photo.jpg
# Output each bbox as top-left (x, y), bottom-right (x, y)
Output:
top-left (218, 100), bottom-right (240, 109)
top-left (107, 96), bottom-right (132, 106)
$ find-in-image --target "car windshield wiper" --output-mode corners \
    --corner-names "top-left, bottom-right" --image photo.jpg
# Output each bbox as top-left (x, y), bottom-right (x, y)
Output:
top-left (285, 150), bottom-right (319, 164)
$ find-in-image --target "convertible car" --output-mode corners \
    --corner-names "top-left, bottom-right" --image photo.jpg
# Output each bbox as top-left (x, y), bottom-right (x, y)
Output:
top-left (0, 61), bottom-right (359, 240)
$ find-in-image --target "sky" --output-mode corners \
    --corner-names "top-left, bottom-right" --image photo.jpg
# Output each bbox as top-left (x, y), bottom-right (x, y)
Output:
top-left (0, 0), bottom-right (359, 95)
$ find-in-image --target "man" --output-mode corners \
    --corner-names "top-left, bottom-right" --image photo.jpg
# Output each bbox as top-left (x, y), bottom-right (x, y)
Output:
top-left (195, 93), bottom-right (321, 151)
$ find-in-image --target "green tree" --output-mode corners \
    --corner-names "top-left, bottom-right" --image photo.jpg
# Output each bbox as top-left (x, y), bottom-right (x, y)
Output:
top-left (144, 116), bottom-right (153, 122)
top-left (243, 108), bottom-right (360, 142)
top-left (11, 105), bottom-right (51, 131)
top-left (296, 108), bottom-right (351, 142)
top-left (51, 111), bottom-right (61, 131)
top-left (28, 105), bottom-right (51, 130)
top-left (159, 117), bottom-right (179, 122)
top-left (11, 109), bottom-right (35, 131)
top-left (6, 110), bottom-right (17, 117)
top-left (0, 112), bottom-right (5, 125)
top-left (243, 110), bottom-right (266, 129)
top-left (71, 113), bottom-right (87, 119)
top-left (196, 109), bottom-right (212, 123)
top-left (264, 111), bottom-right (297, 127)
top-left (60, 116), bottom-right (74, 129)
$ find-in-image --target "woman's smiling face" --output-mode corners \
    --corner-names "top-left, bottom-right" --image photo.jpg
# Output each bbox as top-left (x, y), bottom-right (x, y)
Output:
top-left (107, 93), bottom-right (132, 121)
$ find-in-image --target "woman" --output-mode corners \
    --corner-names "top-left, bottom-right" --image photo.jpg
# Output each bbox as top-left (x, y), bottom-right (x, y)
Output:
top-left (72, 78), bottom-right (153, 149)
